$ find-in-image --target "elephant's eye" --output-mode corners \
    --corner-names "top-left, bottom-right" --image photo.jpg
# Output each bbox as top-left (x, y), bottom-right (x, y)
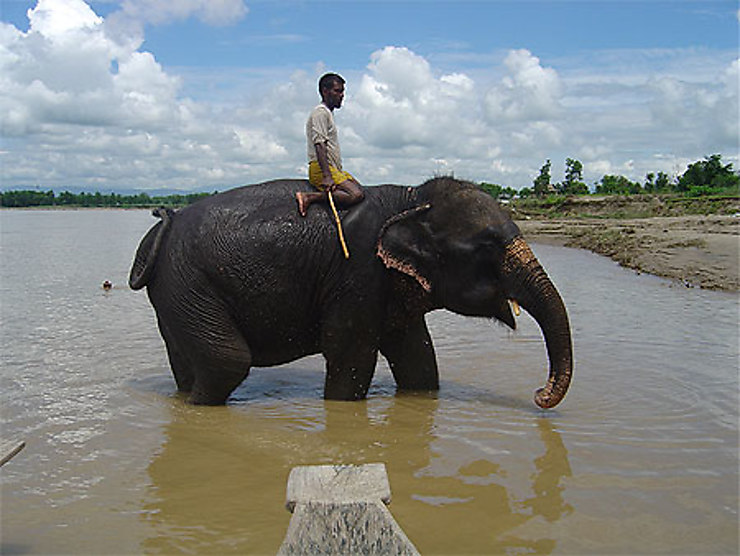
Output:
top-left (477, 226), bottom-right (506, 250)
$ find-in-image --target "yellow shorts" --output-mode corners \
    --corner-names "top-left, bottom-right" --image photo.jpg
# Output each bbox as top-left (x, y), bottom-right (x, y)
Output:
top-left (308, 161), bottom-right (355, 191)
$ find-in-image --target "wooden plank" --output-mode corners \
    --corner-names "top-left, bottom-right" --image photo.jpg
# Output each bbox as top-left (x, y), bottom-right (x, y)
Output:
top-left (279, 463), bottom-right (419, 555)
top-left (285, 463), bottom-right (391, 512)
top-left (0, 439), bottom-right (25, 467)
top-left (279, 501), bottom-right (418, 555)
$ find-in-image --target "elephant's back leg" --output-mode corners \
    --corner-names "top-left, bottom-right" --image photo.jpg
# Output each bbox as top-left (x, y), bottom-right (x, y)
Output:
top-left (151, 284), bottom-right (252, 405)
top-left (188, 309), bottom-right (252, 405)
top-left (157, 316), bottom-right (195, 393)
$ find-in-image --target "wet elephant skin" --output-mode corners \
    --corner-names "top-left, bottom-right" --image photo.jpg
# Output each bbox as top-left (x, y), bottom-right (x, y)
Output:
top-left (130, 177), bottom-right (573, 407)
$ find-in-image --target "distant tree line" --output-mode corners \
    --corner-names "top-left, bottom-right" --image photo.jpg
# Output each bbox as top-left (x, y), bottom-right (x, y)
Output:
top-left (482, 154), bottom-right (739, 200)
top-left (0, 189), bottom-right (213, 208)
top-left (3, 154), bottom-right (737, 207)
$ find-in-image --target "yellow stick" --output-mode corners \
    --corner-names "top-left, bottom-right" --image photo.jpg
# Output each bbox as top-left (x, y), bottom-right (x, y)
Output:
top-left (327, 191), bottom-right (350, 259)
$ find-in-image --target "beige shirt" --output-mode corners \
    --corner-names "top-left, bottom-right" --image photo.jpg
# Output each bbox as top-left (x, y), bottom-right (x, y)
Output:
top-left (306, 103), bottom-right (342, 170)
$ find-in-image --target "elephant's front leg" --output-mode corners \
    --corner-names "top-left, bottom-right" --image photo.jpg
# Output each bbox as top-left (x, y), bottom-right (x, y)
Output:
top-left (323, 351), bottom-right (378, 400)
top-left (321, 311), bottom-right (381, 401)
top-left (380, 315), bottom-right (439, 391)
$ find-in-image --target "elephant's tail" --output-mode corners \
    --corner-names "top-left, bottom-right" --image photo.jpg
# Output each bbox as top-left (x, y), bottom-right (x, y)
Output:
top-left (129, 207), bottom-right (174, 290)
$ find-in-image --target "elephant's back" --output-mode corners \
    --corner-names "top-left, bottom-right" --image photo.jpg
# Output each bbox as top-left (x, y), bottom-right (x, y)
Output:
top-left (171, 180), bottom-right (324, 241)
top-left (183, 180), bottom-right (407, 220)
top-left (140, 180), bottom-right (411, 359)
top-left (189, 179), bottom-right (312, 219)
top-left (162, 180), bottom-right (337, 285)
top-left (163, 180), bottom-right (411, 272)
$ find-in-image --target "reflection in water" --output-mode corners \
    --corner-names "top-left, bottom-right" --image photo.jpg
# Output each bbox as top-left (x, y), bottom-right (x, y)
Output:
top-left (526, 419), bottom-right (573, 523)
top-left (142, 386), bottom-right (574, 554)
top-left (501, 419), bottom-right (574, 554)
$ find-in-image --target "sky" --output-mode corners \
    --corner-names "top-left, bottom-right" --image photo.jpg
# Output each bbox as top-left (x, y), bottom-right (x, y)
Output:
top-left (1, 0), bottom-right (738, 192)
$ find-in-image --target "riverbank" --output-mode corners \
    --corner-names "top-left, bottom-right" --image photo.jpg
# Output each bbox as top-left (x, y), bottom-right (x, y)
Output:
top-left (518, 214), bottom-right (739, 291)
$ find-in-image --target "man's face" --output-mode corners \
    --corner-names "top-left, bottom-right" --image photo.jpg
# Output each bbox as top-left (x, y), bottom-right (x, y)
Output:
top-left (322, 81), bottom-right (345, 110)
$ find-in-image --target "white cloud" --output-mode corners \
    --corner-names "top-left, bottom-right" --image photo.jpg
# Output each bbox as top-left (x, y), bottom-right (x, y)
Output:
top-left (484, 49), bottom-right (563, 122)
top-left (0, 0), bottom-right (283, 190)
top-left (348, 46), bottom-right (487, 177)
top-left (29, 0), bottom-right (102, 38)
top-left (649, 58), bottom-right (738, 148)
top-left (106, 0), bottom-right (247, 41)
top-left (0, 1), bottom-right (737, 192)
top-left (0, 0), bottom-right (183, 137)
top-left (122, 0), bottom-right (248, 26)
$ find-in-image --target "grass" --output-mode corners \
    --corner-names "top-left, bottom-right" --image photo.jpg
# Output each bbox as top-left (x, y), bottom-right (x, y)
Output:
top-left (511, 194), bottom-right (739, 220)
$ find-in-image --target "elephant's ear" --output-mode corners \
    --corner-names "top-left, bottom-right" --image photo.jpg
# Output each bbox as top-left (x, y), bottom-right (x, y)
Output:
top-left (376, 203), bottom-right (435, 292)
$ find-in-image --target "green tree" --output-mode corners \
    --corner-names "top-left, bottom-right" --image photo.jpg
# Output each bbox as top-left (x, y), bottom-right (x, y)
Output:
top-left (655, 171), bottom-right (671, 192)
top-left (533, 159), bottom-right (552, 197)
top-left (676, 154), bottom-right (739, 193)
top-left (0, 189), bottom-right (54, 207)
top-left (58, 191), bottom-right (76, 205)
top-left (596, 175), bottom-right (642, 195)
top-left (643, 172), bottom-right (672, 193)
top-left (501, 186), bottom-right (517, 200)
top-left (558, 158), bottom-right (588, 195)
top-left (0, 188), bottom-right (214, 208)
top-left (644, 172), bottom-right (656, 193)
top-left (479, 182), bottom-right (503, 198)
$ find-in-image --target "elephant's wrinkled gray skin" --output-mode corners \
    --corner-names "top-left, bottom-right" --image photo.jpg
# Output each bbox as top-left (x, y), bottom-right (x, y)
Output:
top-left (130, 177), bottom-right (573, 408)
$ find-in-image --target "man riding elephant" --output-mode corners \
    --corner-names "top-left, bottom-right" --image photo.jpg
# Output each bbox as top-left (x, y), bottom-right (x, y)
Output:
top-left (296, 72), bottom-right (365, 216)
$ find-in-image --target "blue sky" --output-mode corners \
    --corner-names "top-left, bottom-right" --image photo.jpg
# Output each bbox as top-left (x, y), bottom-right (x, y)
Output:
top-left (1, 0), bottom-right (738, 191)
top-left (148, 2), bottom-right (735, 67)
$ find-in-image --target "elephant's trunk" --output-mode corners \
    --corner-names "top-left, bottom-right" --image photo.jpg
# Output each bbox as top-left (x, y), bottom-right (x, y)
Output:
top-left (502, 237), bottom-right (573, 409)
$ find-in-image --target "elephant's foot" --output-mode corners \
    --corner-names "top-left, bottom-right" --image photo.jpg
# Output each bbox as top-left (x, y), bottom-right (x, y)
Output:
top-left (323, 389), bottom-right (369, 401)
top-left (173, 374), bottom-right (194, 393)
top-left (187, 374), bottom-right (244, 405)
top-left (323, 356), bottom-right (377, 401)
top-left (188, 390), bottom-right (230, 405)
top-left (179, 355), bottom-right (251, 406)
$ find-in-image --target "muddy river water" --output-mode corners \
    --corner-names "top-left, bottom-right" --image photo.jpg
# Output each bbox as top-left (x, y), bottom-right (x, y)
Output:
top-left (1, 209), bottom-right (738, 554)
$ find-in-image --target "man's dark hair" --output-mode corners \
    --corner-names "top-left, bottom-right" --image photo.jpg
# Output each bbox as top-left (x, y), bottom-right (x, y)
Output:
top-left (319, 73), bottom-right (345, 95)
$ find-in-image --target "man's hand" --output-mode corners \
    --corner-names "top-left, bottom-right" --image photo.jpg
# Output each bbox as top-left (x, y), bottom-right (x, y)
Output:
top-left (315, 142), bottom-right (336, 192)
top-left (321, 174), bottom-right (336, 192)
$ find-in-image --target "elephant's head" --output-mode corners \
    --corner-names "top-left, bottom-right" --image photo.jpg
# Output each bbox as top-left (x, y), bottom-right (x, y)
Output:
top-left (377, 177), bottom-right (573, 409)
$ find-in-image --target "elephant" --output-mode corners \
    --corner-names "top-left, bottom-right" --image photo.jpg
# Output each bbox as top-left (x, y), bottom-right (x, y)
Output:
top-left (129, 177), bottom-right (573, 408)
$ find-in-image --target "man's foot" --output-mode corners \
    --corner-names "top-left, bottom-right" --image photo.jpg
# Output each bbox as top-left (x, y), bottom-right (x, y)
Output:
top-left (296, 192), bottom-right (308, 217)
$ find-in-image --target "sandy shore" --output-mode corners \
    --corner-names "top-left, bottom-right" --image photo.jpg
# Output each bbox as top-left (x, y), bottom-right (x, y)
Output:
top-left (518, 215), bottom-right (739, 291)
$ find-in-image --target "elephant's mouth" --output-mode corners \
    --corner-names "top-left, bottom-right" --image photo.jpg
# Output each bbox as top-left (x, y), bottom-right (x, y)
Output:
top-left (489, 294), bottom-right (516, 329)
top-left (488, 296), bottom-right (523, 331)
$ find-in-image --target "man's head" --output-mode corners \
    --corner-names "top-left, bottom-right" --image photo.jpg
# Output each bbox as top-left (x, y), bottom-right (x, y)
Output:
top-left (319, 73), bottom-right (345, 110)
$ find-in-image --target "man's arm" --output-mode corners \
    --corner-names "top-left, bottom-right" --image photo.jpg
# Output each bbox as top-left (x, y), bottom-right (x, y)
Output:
top-left (314, 142), bottom-right (335, 191)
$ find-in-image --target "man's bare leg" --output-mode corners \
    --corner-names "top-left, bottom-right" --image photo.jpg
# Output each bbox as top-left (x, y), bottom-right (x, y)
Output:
top-left (296, 180), bottom-right (364, 216)
top-left (296, 190), bottom-right (325, 217)
top-left (331, 179), bottom-right (365, 208)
